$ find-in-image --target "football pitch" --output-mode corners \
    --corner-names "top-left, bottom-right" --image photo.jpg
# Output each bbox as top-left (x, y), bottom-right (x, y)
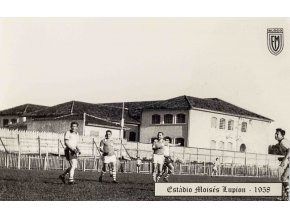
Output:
top-left (0, 168), bottom-right (280, 201)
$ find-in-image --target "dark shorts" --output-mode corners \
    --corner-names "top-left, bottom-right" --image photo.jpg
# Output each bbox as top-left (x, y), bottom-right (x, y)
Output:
top-left (65, 148), bottom-right (78, 161)
top-left (164, 156), bottom-right (173, 165)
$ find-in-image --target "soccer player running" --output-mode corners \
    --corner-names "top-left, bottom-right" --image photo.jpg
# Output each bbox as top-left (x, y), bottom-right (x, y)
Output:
top-left (152, 132), bottom-right (167, 182)
top-left (211, 157), bottom-right (219, 177)
top-left (274, 128), bottom-right (290, 201)
top-left (136, 156), bottom-right (142, 173)
top-left (161, 137), bottom-right (177, 182)
top-left (59, 122), bottom-right (81, 185)
top-left (99, 130), bottom-right (118, 183)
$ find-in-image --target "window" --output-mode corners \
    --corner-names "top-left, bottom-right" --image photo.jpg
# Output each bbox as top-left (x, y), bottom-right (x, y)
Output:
top-left (11, 119), bottom-right (17, 124)
top-left (228, 120), bottom-right (234, 130)
top-left (175, 138), bottom-right (184, 146)
top-left (152, 114), bottom-right (161, 124)
top-left (218, 141), bottom-right (224, 150)
top-left (211, 117), bottom-right (217, 128)
top-left (164, 114), bottom-right (173, 124)
top-left (241, 122), bottom-right (247, 132)
top-left (210, 140), bottom-right (216, 149)
top-left (240, 144), bottom-right (246, 152)
top-left (176, 114), bottom-right (186, 124)
top-left (226, 142), bottom-right (233, 150)
top-left (123, 130), bottom-right (126, 138)
top-left (129, 132), bottom-right (136, 142)
top-left (219, 118), bottom-right (226, 129)
top-left (3, 119), bottom-right (9, 127)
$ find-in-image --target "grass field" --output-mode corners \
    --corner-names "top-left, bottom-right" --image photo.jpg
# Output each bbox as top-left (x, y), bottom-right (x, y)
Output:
top-left (0, 168), bottom-right (280, 201)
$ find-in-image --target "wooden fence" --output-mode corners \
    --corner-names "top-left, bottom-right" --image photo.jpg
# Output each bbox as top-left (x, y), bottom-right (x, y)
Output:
top-left (0, 128), bottom-right (284, 173)
top-left (0, 151), bottom-right (282, 178)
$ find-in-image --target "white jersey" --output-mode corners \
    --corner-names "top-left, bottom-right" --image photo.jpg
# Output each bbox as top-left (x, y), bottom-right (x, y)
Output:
top-left (64, 130), bottom-right (79, 150)
top-left (213, 159), bottom-right (219, 167)
top-left (164, 145), bottom-right (170, 157)
top-left (137, 159), bottom-right (142, 165)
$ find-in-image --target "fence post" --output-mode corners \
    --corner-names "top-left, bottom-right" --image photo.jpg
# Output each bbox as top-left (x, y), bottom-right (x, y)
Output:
top-left (244, 152), bottom-right (247, 176)
top-left (44, 143), bottom-right (48, 170)
top-left (83, 159), bottom-right (86, 172)
top-left (92, 138), bottom-right (95, 157)
top-left (197, 148), bottom-right (199, 162)
top-left (137, 142), bottom-right (139, 157)
top-left (267, 159), bottom-right (270, 177)
top-left (256, 154), bottom-right (258, 177)
top-left (38, 136), bottom-right (41, 169)
top-left (62, 159), bottom-right (65, 171)
top-left (58, 139), bottom-right (60, 157)
top-left (203, 161), bottom-right (206, 174)
top-left (233, 151), bottom-right (236, 165)
top-left (6, 152), bottom-right (9, 168)
top-left (28, 156), bottom-right (31, 170)
top-left (17, 134), bottom-right (21, 169)
top-left (38, 136), bottom-right (41, 157)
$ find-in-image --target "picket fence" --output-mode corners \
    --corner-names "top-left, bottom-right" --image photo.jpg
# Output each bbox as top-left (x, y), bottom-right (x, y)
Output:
top-left (0, 128), bottom-right (284, 177)
top-left (0, 152), bottom-right (282, 178)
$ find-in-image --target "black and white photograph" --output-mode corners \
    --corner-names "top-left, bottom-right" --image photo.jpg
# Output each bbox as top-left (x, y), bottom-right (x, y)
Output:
top-left (0, 16), bottom-right (289, 202)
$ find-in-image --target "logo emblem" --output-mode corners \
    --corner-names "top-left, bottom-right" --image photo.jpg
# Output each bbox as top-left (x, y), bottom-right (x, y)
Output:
top-left (267, 28), bottom-right (284, 56)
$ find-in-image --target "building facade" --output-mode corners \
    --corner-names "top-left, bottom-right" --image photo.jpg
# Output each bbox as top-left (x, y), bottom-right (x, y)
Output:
top-left (0, 96), bottom-right (273, 154)
top-left (139, 96), bottom-right (273, 154)
top-left (0, 104), bottom-right (48, 130)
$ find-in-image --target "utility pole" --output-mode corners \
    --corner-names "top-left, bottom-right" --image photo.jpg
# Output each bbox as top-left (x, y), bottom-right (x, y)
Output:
top-left (120, 102), bottom-right (125, 140)
top-left (83, 112), bottom-right (86, 136)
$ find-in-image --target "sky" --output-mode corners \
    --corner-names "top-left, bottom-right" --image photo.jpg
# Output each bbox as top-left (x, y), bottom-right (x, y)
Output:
top-left (0, 17), bottom-right (289, 138)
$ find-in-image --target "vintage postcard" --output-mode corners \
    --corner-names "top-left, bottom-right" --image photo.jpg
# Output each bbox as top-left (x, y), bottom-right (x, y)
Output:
top-left (0, 17), bottom-right (289, 201)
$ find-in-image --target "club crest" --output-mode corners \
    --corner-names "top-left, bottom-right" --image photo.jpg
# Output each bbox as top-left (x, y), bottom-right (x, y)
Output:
top-left (267, 28), bottom-right (284, 56)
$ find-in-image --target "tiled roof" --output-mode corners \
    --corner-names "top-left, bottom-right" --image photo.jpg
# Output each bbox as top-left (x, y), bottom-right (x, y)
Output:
top-left (0, 104), bottom-right (48, 116)
top-left (100, 100), bottom-right (159, 120)
top-left (32, 114), bottom-right (122, 129)
top-left (27, 101), bottom-right (140, 124)
top-left (3, 95), bottom-right (272, 125)
top-left (144, 95), bottom-right (272, 121)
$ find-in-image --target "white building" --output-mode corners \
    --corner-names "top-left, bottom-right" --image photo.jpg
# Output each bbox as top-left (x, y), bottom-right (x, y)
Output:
top-left (140, 96), bottom-right (273, 154)
top-left (0, 96), bottom-right (273, 154)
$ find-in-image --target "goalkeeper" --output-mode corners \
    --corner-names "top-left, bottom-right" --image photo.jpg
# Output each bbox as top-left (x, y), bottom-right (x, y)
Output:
top-left (59, 122), bottom-right (81, 185)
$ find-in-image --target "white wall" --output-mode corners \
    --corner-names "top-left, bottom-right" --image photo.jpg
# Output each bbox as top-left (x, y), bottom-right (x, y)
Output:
top-left (84, 125), bottom-right (120, 139)
top-left (188, 109), bottom-right (272, 154)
